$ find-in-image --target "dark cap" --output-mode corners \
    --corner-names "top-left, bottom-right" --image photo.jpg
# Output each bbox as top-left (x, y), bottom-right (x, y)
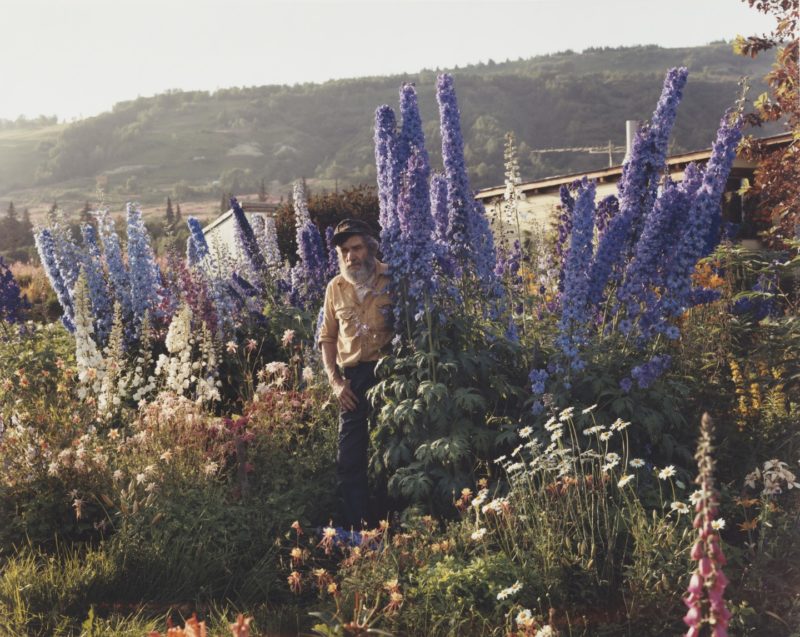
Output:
top-left (332, 218), bottom-right (377, 246)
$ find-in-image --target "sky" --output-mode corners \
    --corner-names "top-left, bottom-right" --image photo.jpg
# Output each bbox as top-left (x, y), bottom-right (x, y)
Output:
top-left (0, 0), bottom-right (775, 122)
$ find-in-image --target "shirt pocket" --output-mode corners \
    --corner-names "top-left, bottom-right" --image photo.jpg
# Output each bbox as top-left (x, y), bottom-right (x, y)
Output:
top-left (335, 306), bottom-right (359, 339)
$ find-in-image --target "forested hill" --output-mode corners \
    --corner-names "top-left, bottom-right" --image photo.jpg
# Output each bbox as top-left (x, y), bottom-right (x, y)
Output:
top-left (0, 42), bottom-right (773, 210)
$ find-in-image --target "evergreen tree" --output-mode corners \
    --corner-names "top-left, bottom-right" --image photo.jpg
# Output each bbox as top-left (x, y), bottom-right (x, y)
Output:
top-left (5, 201), bottom-right (16, 222)
top-left (165, 197), bottom-right (175, 225)
top-left (258, 178), bottom-right (268, 202)
top-left (175, 202), bottom-right (182, 224)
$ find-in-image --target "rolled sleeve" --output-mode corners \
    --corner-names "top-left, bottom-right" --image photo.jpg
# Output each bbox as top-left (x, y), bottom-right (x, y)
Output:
top-left (317, 281), bottom-right (338, 346)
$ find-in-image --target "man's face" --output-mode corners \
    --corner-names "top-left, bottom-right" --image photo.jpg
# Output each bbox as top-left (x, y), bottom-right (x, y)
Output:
top-left (337, 234), bottom-right (376, 284)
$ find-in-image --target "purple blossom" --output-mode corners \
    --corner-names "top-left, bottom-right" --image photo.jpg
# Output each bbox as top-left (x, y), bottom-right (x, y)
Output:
top-left (430, 172), bottom-right (449, 246)
top-left (97, 211), bottom-right (132, 326)
top-left (630, 354), bottom-right (672, 389)
top-left (80, 223), bottom-right (113, 345)
top-left (289, 183), bottom-right (326, 309)
top-left (126, 203), bottom-right (165, 329)
top-left (595, 194), bottom-right (618, 237)
top-left (0, 257), bottom-right (29, 324)
top-left (34, 227), bottom-right (74, 331)
top-left (529, 368), bottom-right (549, 396)
top-left (374, 105), bottom-right (400, 259)
top-left (186, 216), bottom-right (210, 264)
top-left (588, 68), bottom-right (688, 308)
top-left (397, 83), bottom-right (428, 172)
top-left (555, 184), bottom-right (575, 292)
top-left (325, 225), bottom-right (339, 280)
top-left (556, 178), bottom-right (596, 369)
top-left (231, 197), bottom-right (267, 281)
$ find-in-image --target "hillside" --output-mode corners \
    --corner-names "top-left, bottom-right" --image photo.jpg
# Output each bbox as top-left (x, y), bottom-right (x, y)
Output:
top-left (0, 42), bottom-right (773, 221)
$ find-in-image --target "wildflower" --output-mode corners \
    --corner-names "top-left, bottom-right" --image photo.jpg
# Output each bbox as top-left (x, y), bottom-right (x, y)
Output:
top-left (550, 430), bottom-right (563, 442)
top-left (516, 609), bottom-right (535, 629)
top-left (226, 341), bottom-right (238, 354)
top-left (535, 627), bottom-right (556, 637)
top-left (302, 366), bottom-right (314, 383)
top-left (610, 418), bottom-right (630, 431)
top-left (319, 526), bottom-right (337, 555)
top-left (472, 489), bottom-right (488, 508)
top-left (605, 452), bottom-right (620, 466)
top-left (470, 527), bottom-right (487, 541)
top-left (583, 425), bottom-right (604, 436)
top-left (290, 547), bottom-right (305, 566)
top-left (203, 460), bottom-right (219, 476)
top-left (618, 474), bottom-right (634, 488)
top-left (630, 458), bottom-right (645, 468)
top-left (738, 519), bottom-right (758, 531)
top-left (327, 582), bottom-right (339, 596)
top-left (658, 465), bottom-right (676, 480)
top-left (494, 455), bottom-right (507, 465)
top-left (506, 461), bottom-right (525, 473)
top-left (519, 426), bottom-right (534, 438)
top-left (670, 501), bottom-right (690, 514)
top-left (135, 472), bottom-right (146, 484)
top-left (291, 520), bottom-right (304, 535)
top-left (281, 329), bottom-right (295, 347)
top-left (599, 431), bottom-right (612, 442)
top-left (558, 406), bottom-right (575, 421)
top-left (712, 519), bottom-right (726, 531)
top-left (112, 469), bottom-right (123, 481)
top-left (159, 450), bottom-right (172, 463)
top-left (245, 338), bottom-right (258, 353)
top-left (385, 590), bottom-right (404, 613)
top-left (496, 580), bottom-right (523, 601)
top-left (287, 570), bottom-right (302, 594)
top-left (581, 404), bottom-right (597, 414)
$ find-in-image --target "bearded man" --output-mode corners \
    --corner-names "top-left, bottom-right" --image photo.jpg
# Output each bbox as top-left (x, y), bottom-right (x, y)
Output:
top-left (318, 218), bottom-right (392, 529)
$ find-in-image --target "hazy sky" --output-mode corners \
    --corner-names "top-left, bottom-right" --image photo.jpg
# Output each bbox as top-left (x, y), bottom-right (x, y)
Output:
top-left (0, 0), bottom-right (774, 121)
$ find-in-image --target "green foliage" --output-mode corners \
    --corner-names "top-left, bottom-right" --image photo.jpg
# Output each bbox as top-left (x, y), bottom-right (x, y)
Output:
top-left (371, 313), bottom-right (528, 513)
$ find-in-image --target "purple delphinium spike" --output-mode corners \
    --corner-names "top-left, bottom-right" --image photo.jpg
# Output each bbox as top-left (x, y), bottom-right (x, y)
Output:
top-left (34, 227), bottom-right (75, 331)
top-left (80, 223), bottom-right (113, 346)
top-left (430, 172), bottom-right (448, 245)
top-left (289, 182), bottom-right (326, 309)
top-left (555, 183), bottom-right (576, 293)
top-left (595, 194), bottom-right (618, 238)
top-left (126, 203), bottom-right (165, 330)
top-left (97, 210), bottom-right (132, 328)
top-left (187, 216), bottom-right (211, 263)
top-left (587, 68), bottom-right (689, 308)
top-left (397, 83), bottom-right (428, 172)
top-left (437, 73), bottom-right (473, 271)
top-left (393, 149), bottom-right (437, 326)
top-left (231, 197), bottom-right (267, 281)
top-left (556, 178), bottom-right (596, 370)
top-left (663, 114), bottom-right (742, 320)
top-left (375, 105), bottom-right (400, 261)
top-left (0, 257), bottom-right (29, 323)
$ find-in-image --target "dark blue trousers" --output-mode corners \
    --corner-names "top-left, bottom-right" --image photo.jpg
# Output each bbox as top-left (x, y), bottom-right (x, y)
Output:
top-left (337, 361), bottom-right (377, 529)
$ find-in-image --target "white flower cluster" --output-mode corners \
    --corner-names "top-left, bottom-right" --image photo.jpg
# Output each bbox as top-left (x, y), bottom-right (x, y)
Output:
top-left (745, 458), bottom-right (800, 495)
top-left (72, 275), bottom-right (106, 401)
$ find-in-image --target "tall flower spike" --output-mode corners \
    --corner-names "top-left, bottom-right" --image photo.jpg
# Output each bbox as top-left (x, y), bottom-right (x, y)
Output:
top-left (430, 172), bottom-right (449, 246)
top-left (289, 181), bottom-right (326, 309)
top-left (397, 83), bottom-right (428, 173)
top-left (186, 216), bottom-right (211, 263)
top-left (587, 67), bottom-right (689, 308)
top-left (556, 178), bottom-right (596, 370)
top-left (325, 225), bottom-right (339, 280)
top-left (80, 224), bottom-right (113, 346)
top-left (126, 203), bottom-right (164, 330)
top-left (34, 227), bottom-right (75, 331)
top-left (683, 413), bottom-right (730, 637)
top-left (374, 105), bottom-right (400, 260)
top-left (97, 210), bottom-right (132, 331)
top-left (231, 197), bottom-right (267, 282)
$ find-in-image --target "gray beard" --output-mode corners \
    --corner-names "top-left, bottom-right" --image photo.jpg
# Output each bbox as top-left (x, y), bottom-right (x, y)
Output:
top-left (339, 254), bottom-right (377, 286)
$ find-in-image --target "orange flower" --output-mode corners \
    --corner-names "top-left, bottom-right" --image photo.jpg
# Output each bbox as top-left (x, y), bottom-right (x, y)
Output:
top-left (735, 497), bottom-right (759, 509)
top-left (738, 518), bottom-right (759, 532)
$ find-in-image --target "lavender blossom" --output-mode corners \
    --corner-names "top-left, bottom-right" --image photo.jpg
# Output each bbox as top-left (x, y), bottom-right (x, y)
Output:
top-left (555, 184), bottom-right (575, 292)
top-left (595, 194), bottom-right (618, 237)
top-left (325, 225), bottom-right (339, 280)
top-left (126, 203), bottom-right (164, 329)
top-left (630, 354), bottom-right (672, 389)
top-left (186, 216), bottom-right (210, 264)
top-left (97, 211), bottom-right (132, 327)
top-left (430, 172), bottom-right (449, 245)
top-left (231, 197), bottom-right (267, 281)
top-left (34, 227), bottom-right (74, 331)
top-left (587, 68), bottom-right (688, 308)
top-left (0, 257), bottom-right (29, 324)
top-left (396, 83), bottom-right (428, 172)
top-left (556, 178), bottom-right (596, 369)
top-left (80, 224), bottom-right (113, 346)
top-left (375, 105), bottom-right (400, 260)
top-left (289, 182), bottom-right (326, 309)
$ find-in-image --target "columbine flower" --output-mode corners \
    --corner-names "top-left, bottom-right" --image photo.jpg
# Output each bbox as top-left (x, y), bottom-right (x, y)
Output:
top-left (225, 341), bottom-right (238, 354)
top-left (658, 465), bottom-right (677, 480)
top-left (287, 570), bottom-right (302, 594)
top-left (670, 501), bottom-right (690, 514)
top-left (496, 580), bottom-right (522, 601)
top-left (618, 474), bottom-right (634, 488)
top-left (470, 527), bottom-right (487, 541)
top-left (281, 329), bottom-right (295, 347)
top-left (630, 458), bottom-right (645, 468)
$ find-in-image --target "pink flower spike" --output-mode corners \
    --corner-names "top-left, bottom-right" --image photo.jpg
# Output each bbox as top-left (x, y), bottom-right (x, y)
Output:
top-left (687, 573), bottom-right (704, 594)
top-left (692, 512), bottom-right (704, 528)
top-left (683, 606), bottom-right (701, 627)
top-left (699, 557), bottom-right (713, 577)
top-left (690, 541), bottom-right (705, 560)
top-left (713, 627), bottom-right (729, 637)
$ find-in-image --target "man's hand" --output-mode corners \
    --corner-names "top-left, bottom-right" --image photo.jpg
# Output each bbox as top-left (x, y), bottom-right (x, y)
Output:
top-left (331, 376), bottom-right (358, 412)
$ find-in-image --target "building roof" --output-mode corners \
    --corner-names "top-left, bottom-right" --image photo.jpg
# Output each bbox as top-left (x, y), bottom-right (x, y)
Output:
top-left (202, 201), bottom-right (280, 235)
top-left (475, 132), bottom-right (792, 201)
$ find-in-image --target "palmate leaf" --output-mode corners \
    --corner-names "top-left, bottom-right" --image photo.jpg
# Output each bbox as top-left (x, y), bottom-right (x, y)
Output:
top-left (453, 387), bottom-right (486, 412)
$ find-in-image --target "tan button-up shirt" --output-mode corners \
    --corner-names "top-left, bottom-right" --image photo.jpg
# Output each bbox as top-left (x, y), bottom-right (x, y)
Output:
top-left (318, 261), bottom-right (393, 368)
